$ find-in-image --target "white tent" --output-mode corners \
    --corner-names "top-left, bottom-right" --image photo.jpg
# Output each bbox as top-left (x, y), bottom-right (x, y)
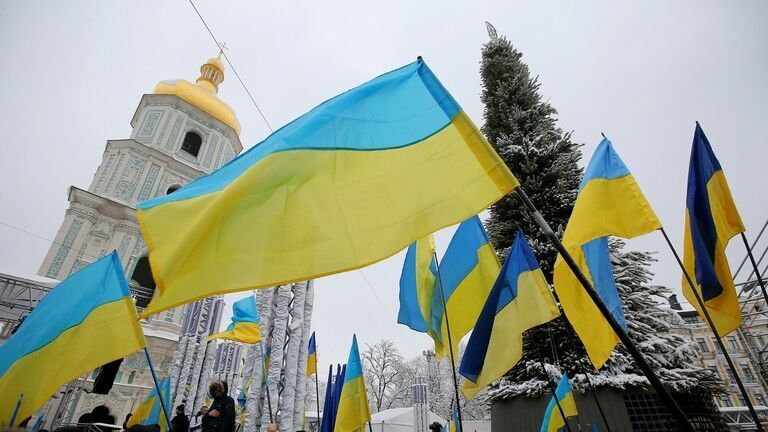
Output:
top-left (369, 407), bottom-right (446, 432)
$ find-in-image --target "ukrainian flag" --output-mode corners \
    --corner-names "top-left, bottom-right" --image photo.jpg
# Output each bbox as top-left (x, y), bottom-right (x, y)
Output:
top-left (208, 295), bottom-right (261, 344)
top-left (397, 235), bottom-right (437, 333)
top-left (553, 138), bottom-right (661, 369)
top-left (307, 331), bottom-right (318, 376)
top-left (335, 335), bottom-right (371, 432)
top-left (445, 406), bottom-right (461, 432)
top-left (540, 374), bottom-right (578, 432)
top-left (430, 216), bottom-right (500, 360)
top-left (683, 122), bottom-right (745, 336)
top-left (0, 252), bottom-right (147, 426)
top-left (127, 377), bottom-right (171, 432)
top-left (460, 230), bottom-right (559, 399)
top-left (137, 59), bottom-right (518, 317)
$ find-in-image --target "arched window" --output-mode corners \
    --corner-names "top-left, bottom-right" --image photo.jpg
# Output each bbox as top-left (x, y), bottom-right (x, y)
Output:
top-left (181, 131), bottom-right (202, 157)
top-left (167, 185), bottom-right (181, 195)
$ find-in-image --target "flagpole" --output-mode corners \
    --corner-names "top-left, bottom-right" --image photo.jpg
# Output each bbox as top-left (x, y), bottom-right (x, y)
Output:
top-left (539, 364), bottom-right (573, 432)
top-left (581, 371), bottom-right (612, 432)
top-left (314, 353), bottom-right (321, 430)
top-left (546, 322), bottom-right (612, 432)
top-left (8, 393), bottom-right (23, 428)
top-left (659, 227), bottom-right (764, 431)
top-left (259, 342), bottom-right (274, 423)
top-left (432, 251), bottom-right (465, 430)
top-left (144, 347), bottom-right (173, 430)
top-left (514, 188), bottom-right (693, 431)
top-left (741, 233), bottom-right (768, 306)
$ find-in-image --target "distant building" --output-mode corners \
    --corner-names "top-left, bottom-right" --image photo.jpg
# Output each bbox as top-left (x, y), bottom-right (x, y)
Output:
top-left (667, 294), bottom-right (768, 409)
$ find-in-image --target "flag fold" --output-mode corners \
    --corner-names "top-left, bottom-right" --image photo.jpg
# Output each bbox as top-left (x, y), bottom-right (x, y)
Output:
top-left (682, 122), bottom-right (744, 336)
top-left (0, 252), bottom-right (147, 426)
top-left (137, 59), bottom-right (518, 316)
top-left (553, 138), bottom-right (661, 369)
top-left (207, 295), bottom-right (261, 344)
top-left (459, 230), bottom-right (559, 399)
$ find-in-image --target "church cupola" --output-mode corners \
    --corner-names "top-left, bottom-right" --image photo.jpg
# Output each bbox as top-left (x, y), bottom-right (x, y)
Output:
top-left (153, 53), bottom-right (241, 135)
top-left (196, 54), bottom-right (225, 93)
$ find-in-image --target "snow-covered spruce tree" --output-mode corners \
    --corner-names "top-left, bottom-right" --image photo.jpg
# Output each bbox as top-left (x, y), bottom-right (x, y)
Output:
top-left (480, 36), bottom-right (582, 273)
top-left (480, 34), bottom-right (590, 398)
top-left (480, 34), bottom-right (721, 403)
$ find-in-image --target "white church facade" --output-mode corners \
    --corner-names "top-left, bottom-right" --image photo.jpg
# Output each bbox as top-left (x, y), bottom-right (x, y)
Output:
top-left (35, 54), bottom-right (242, 426)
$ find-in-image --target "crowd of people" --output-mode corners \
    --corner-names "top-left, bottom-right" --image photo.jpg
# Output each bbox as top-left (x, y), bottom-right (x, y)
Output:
top-left (46, 380), bottom-right (285, 432)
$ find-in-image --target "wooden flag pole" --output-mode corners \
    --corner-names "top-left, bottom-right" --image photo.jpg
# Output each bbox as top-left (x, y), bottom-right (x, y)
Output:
top-left (432, 251), bottom-right (465, 430)
top-left (144, 347), bottom-right (173, 430)
top-left (659, 227), bottom-right (764, 431)
top-left (741, 233), bottom-right (768, 306)
top-left (8, 393), bottom-right (23, 428)
top-left (514, 188), bottom-right (694, 431)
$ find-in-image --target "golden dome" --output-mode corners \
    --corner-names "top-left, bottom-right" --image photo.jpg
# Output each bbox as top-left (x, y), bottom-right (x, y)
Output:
top-left (153, 54), bottom-right (241, 135)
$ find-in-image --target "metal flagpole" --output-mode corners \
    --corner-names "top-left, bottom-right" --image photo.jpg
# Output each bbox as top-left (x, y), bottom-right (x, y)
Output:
top-left (9, 393), bottom-right (23, 428)
top-left (659, 227), bottom-right (764, 431)
top-left (314, 356), bottom-right (321, 430)
top-left (432, 251), bottom-right (465, 430)
top-left (582, 371), bottom-right (612, 432)
top-left (741, 233), bottom-right (768, 307)
top-left (734, 219), bottom-right (768, 280)
top-left (538, 363), bottom-right (573, 432)
top-left (514, 188), bottom-right (693, 431)
top-left (259, 342), bottom-right (274, 423)
top-left (546, 322), bottom-right (612, 432)
top-left (143, 348), bottom-right (173, 430)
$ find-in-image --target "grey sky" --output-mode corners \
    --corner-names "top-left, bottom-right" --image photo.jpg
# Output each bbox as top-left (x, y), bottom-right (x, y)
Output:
top-left (1, 1), bottom-right (766, 369)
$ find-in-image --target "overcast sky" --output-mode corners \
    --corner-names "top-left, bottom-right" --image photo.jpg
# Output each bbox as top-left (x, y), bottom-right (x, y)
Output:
top-left (1, 1), bottom-right (766, 369)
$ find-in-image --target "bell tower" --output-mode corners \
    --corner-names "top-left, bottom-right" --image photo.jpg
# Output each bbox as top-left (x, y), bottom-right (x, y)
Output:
top-left (38, 54), bottom-right (242, 285)
top-left (37, 54), bottom-right (242, 426)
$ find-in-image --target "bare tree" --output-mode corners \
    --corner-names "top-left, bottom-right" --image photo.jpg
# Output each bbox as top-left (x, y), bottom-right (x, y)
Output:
top-left (362, 339), bottom-right (405, 412)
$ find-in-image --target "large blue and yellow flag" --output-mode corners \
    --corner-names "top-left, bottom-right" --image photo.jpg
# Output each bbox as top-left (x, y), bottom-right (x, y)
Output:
top-left (398, 235), bottom-right (437, 333)
top-left (431, 216), bottom-right (500, 360)
top-left (307, 331), bottom-right (318, 376)
top-left (683, 122), bottom-right (745, 336)
top-left (540, 374), bottom-right (578, 432)
top-left (553, 138), bottom-right (661, 369)
top-left (335, 335), bottom-right (371, 432)
top-left (137, 59), bottom-right (518, 316)
top-left (127, 377), bottom-right (171, 432)
top-left (0, 252), bottom-right (147, 426)
top-left (460, 230), bottom-right (559, 399)
top-left (208, 295), bottom-right (261, 344)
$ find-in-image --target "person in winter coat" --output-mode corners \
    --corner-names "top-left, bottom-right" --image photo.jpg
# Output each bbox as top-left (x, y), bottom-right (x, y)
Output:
top-left (171, 405), bottom-right (189, 432)
top-left (201, 381), bottom-right (235, 432)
